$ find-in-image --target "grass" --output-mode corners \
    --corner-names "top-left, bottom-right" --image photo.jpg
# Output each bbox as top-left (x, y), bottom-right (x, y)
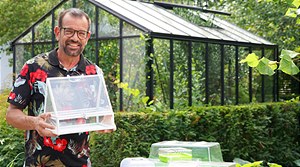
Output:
top-left (0, 89), bottom-right (25, 167)
top-left (0, 89), bottom-right (10, 123)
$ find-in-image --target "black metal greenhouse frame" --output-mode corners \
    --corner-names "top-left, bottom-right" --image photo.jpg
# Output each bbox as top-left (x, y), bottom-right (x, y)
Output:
top-left (10, 0), bottom-right (279, 111)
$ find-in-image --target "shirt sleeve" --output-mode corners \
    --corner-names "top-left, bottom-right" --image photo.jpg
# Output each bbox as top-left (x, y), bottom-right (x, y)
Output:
top-left (7, 63), bottom-right (31, 109)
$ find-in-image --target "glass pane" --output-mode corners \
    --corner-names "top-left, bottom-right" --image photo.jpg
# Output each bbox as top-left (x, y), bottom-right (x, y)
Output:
top-left (34, 16), bottom-right (53, 42)
top-left (263, 49), bottom-right (275, 102)
top-left (59, 0), bottom-right (73, 10)
top-left (15, 44), bottom-right (54, 75)
top-left (122, 37), bottom-right (146, 111)
top-left (153, 39), bottom-right (170, 108)
top-left (98, 39), bottom-right (119, 111)
top-left (52, 0), bottom-right (73, 28)
top-left (238, 47), bottom-right (251, 104)
top-left (34, 44), bottom-right (53, 57)
top-left (15, 44), bottom-right (32, 73)
top-left (224, 45), bottom-right (236, 105)
top-left (173, 40), bottom-right (189, 108)
top-left (192, 42), bottom-right (206, 106)
top-left (207, 44), bottom-right (221, 105)
top-left (252, 50), bottom-right (262, 103)
top-left (83, 41), bottom-right (96, 62)
top-left (59, 116), bottom-right (98, 127)
top-left (123, 21), bottom-right (142, 36)
top-left (98, 9), bottom-right (119, 37)
top-left (16, 31), bottom-right (32, 44)
top-left (279, 73), bottom-right (294, 100)
top-left (174, 8), bottom-right (219, 28)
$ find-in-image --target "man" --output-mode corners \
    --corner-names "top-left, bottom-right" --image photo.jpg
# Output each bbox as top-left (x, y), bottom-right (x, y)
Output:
top-left (6, 8), bottom-right (115, 167)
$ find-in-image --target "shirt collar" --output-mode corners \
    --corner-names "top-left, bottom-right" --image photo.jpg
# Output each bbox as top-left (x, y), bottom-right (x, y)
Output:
top-left (48, 48), bottom-right (86, 72)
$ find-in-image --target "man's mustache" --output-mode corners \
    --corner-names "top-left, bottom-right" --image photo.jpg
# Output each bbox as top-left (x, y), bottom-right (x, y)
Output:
top-left (66, 40), bottom-right (82, 47)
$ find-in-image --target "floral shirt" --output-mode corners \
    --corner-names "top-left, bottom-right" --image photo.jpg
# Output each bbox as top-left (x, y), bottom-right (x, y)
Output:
top-left (7, 49), bottom-right (98, 167)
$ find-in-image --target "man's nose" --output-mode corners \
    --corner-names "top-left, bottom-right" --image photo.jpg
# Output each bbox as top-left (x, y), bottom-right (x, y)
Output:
top-left (70, 32), bottom-right (80, 41)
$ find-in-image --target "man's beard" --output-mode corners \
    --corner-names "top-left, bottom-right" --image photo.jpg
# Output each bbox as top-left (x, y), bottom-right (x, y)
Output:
top-left (63, 40), bottom-right (83, 57)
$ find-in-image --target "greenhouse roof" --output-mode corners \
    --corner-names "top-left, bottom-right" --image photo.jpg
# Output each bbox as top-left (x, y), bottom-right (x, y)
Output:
top-left (11, 0), bottom-right (276, 48)
top-left (90, 0), bottom-right (275, 47)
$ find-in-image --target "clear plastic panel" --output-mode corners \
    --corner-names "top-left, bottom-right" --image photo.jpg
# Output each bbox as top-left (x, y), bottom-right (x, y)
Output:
top-left (44, 74), bottom-right (115, 135)
top-left (120, 158), bottom-right (156, 167)
top-left (120, 157), bottom-right (235, 167)
top-left (149, 141), bottom-right (223, 162)
top-left (47, 75), bottom-right (110, 112)
top-left (158, 147), bottom-right (192, 163)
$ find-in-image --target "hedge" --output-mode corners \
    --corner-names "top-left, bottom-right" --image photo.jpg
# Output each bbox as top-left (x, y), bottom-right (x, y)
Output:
top-left (90, 102), bottom-right (300, 167)
top-left (0, 89), bottom-right (299, 166)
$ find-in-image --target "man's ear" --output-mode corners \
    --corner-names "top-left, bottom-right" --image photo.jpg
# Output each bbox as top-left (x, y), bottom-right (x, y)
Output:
top-left (87, 31), bottom-right (91, 39)
top-left (85, 32), bottom-right (91, 45)
top-left (54, 26), bottom-right (60, 41)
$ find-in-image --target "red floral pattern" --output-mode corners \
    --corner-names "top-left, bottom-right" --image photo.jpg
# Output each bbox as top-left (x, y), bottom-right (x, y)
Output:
top-left (8, 92), bottom-right (16, 100)
top-left (44, 137), bottom-right (68, 152)
top-left (20, 64), bottom-right (29, 76)
top-left (53, 138), bottom-right (67, 152)
top-left (30, 69), bottom-right (48, 83)
top-left (85, 65), bottom-right (96, 75)
top-left (44, 137), bottom-right (53, 148)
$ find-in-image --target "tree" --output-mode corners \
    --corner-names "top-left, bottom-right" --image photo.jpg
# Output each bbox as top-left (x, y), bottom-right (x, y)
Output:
top-left (0, 0), bottom-right (59, 45)
top-left (239, 0), bottom-right (300, 82)
top-left (241, 50), bottom-right (299, 79)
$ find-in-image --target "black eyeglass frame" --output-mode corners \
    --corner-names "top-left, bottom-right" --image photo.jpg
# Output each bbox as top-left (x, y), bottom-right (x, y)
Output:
top-left (60, 27), bottom-right (90, 40)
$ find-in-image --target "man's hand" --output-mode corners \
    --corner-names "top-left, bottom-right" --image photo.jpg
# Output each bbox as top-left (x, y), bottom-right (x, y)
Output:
top-left (96, 115), bottom-right (116, 134)
top-left (33, 113), bottom-right (57, 137)
top-left (7, 104), bottom-right (56, 137)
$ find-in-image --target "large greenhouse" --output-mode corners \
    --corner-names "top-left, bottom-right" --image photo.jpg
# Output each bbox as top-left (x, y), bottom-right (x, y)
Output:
top-left (10, 0), bottom-right (279, 111)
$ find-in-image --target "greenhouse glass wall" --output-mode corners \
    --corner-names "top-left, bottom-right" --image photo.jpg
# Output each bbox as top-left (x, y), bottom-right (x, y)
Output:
top-left (10, 0), bottom-right (279, 111)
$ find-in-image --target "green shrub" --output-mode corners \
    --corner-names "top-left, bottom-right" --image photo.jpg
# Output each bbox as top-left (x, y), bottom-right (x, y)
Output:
top-left (1, 89), bottom-right (299, 167)
top-left (90, 102), bottom-right (300, 167)
top-left (236, 160), bottom-right (282, 167)
top-left (0, 124), bottom-right (24, 167)
top-left (0, 90), bottom-right (24, 167)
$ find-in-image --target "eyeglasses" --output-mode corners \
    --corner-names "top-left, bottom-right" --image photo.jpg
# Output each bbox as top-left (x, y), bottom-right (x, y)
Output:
top-left (60, 27), bottom-right (89, 40)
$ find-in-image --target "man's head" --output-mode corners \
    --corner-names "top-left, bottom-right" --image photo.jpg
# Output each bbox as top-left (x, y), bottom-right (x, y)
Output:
top-left (54, 8), bottom-right (91, 57)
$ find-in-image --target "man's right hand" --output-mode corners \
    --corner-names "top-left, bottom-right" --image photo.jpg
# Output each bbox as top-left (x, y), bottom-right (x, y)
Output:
top-left (6, 104), bottom-right (57, 137)
top-left (33, 113), bottom-right (57, 137)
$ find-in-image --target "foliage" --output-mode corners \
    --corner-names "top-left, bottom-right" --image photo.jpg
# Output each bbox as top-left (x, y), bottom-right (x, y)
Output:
top-left (209, 0), bottom-right (300, 98)
top-left (0, 90), bottom-right (24, 167)
top-left (2, 1), bottom-right (300, 167)
top-left (240, 50), bottom-right (300, 77)
top-left (115, 80), bottom-right (153, 107)
top-left (0, 0), bottom-right (60, 45)
top-left (90, 102), bottom-right (300, 167)
top-left (1, 89), bottom-right (300, 166)
top-left (236, 161), bottom-right (282, 167)
top-left (0, 89), bottom-right (9, 120)
top-left (281, 0), bottom-right (300, 22)
top-left (237, 0), bottom-right (300, 82)
top-left (213, 0), bottom-right (298, 51)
